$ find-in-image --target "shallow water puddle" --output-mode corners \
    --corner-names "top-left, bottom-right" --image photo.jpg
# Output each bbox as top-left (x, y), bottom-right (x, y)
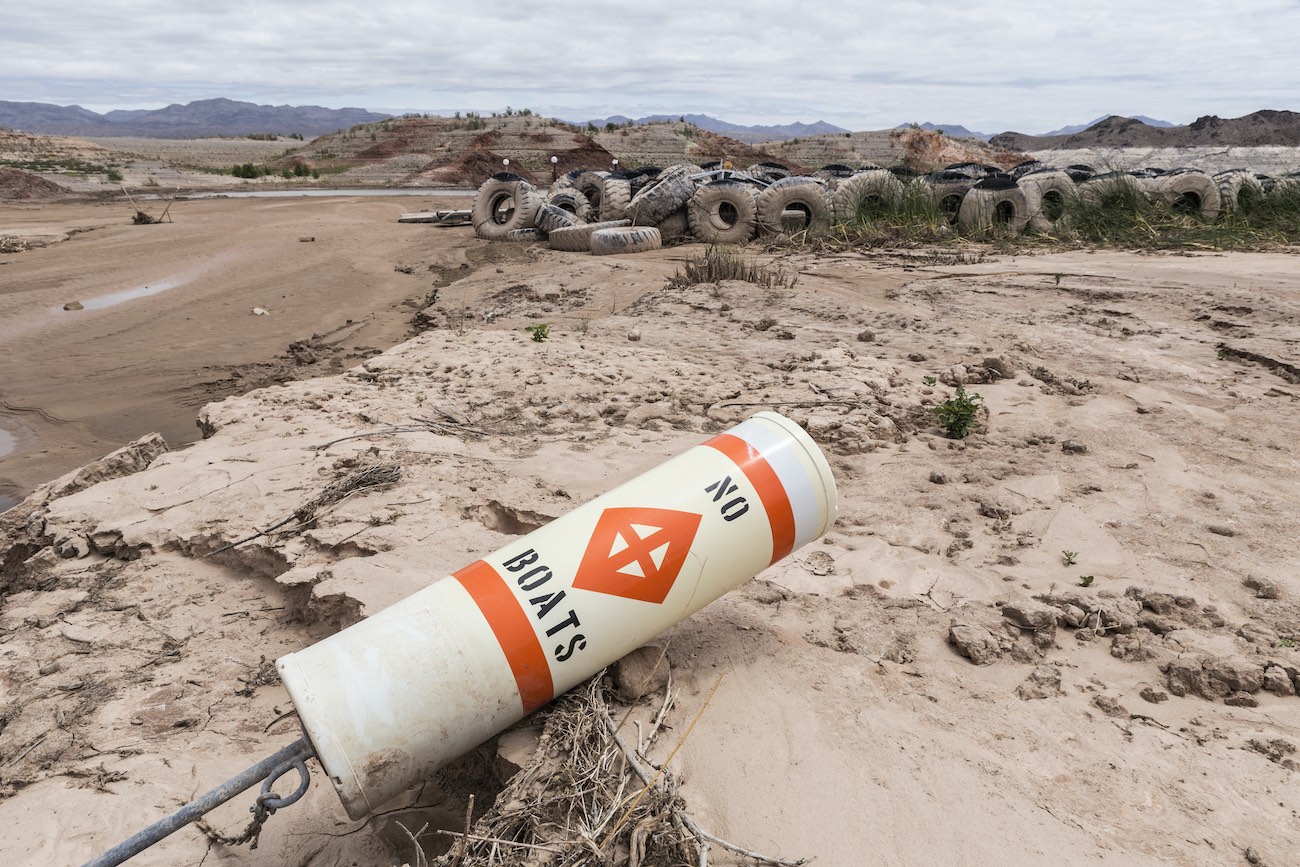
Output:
top-left (54, 279), bottom-right (182, 312)
top-left (0, 427), bottom-right (14, 460)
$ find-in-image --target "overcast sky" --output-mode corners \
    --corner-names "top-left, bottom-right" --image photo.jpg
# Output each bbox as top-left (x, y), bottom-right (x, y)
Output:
top-left (4, 0), bottom-right (1299, 134)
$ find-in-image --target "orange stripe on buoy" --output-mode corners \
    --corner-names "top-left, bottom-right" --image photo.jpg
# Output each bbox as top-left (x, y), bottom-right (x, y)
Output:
top-left (703, 433), bottom-right (796, 563)
top-left (453, 560), bottom-right (553, 714)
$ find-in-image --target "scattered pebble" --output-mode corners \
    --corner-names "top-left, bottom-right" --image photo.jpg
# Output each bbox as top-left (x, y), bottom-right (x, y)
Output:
top-left (1061, 440), bottom-right (1088, 454)
top-left (63, 301), bottom-right (83, 311)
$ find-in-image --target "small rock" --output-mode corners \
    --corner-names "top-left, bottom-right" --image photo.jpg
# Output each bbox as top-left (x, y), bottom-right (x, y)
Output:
top-left (298, 236), bottom-right (315, 242)
top-left (1000, 597), bottom-right (1058, 647)
top-left (1244, 575), bottom-right (1280, 599)
top-left (38, 661), bottom-right (60, 677)
top-left (1060, 603), bottom-right (1088, 628)
top-left (611, 643), bottom-right (670, 702)
top-left (1244, 846), bottom-right (1263, 866)
top-left (57, 536), bottom-right (91, 559)
top-left (982, 356), bottom-right (1015, 379)
top-left (1207, 524), bottom-right (1237, 537)
top-left (1139, 686), bottom-right (1168, 704)
top-left (63, 301), bottom-right (84, 311)
top-left (89, 530), bottom-right (123, 555)
top-left (856, 330), bottom-right (876, 342)
top-left (1262, 665), bottom-right (1296, 697)
top-left (907, 352), bottom-right (927, 362)
top-left (627, 330), bottom-right (641, 342)
top-left (1061, 440), bottom-right (1088, 454)
top-left (1016, 664), bottom-right (1063, 700)
top-left (947, 621), bottom-right (1006, 665)
top-left (1092, 693), bottom-right (1128, 717)
top-left (929, 470), bottom-right (949, 484)
top-left (251, 307), bottom-right (270, 316)
top-left (1224, 691), bottom-right (1258, 708)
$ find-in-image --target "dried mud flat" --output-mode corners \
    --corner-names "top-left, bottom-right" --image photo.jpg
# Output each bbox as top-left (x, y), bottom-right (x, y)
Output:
top-left (0, 199), bottom-right (1298, 866)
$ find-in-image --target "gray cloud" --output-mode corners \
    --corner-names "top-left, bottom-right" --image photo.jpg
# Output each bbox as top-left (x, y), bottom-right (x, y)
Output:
top-left (3, 0), bottom-right (1298, 133)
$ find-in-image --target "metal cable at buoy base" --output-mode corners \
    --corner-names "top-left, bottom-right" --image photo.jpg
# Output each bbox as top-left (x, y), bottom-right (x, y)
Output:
top-left (82, 736), bottom-right (315, 867)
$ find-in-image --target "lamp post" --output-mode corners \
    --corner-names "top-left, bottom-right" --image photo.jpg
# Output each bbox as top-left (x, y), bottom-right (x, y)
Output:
top-left (612, 158), bottom-right (619, 172)
top-left (551, 155), bottom-right (558, 182)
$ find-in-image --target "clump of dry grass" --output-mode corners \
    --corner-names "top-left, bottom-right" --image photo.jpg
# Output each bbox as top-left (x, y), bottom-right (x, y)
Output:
top-left (666, 245), bottom-right (798, 292)
top-left (421, 676), bottom-right (808, 867)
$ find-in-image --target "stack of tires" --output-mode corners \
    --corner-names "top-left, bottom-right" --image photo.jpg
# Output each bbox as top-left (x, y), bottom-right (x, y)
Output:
top-left (470, 159), bottom-right (1247, 250)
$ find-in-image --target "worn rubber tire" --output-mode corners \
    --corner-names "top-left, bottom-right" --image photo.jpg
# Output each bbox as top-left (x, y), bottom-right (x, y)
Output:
top-left (1152, 170), bottom-right (1221, 221)
top-left (687, 181), bottom-right (759, 244)
top-left (629, 165), bottom-right (699, 226)
top-left (570, 170), bottom-right (609, 211)
top-left (534, 203), bottom-right (581, 235)
top-left (757, 177), bottom-right (832, 235)
top-left (1215, 170), bottom-right (1265, 212)
top-left (544, 186), bottom-right (594, 222)
top-left (656, 207), bottom-right (690, 243)
top-left (551, 169), bottom-right (585, 190)
top-left (814, 164), bottom-right (856, 188)
top-left (1079, 173), bottom-right (1147, 207)
top-left (600, 178), bottom-right (633, 221)
top-left (1018, 170), bottom-right (1077, 234)
top-left (831, 170), bottom-right (905, 224)
top-left (547, 219), bottom-right (633, 253)
top-left (472, 178), bottom-right (543, 240)
top-left (590, 226), bottom-right (663, 255)
top-left (504, 228), bottom-right (544, 242)
top-left (957, 185), bottom-right (1030, 235)
top-left (926, 179), bottom-right (973, 226)
top-left (751, 161), bottom-right (792, 180)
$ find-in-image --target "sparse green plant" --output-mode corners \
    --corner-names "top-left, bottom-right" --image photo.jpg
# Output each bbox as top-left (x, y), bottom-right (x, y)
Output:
top-left (1277, 637), bottom-right (1296, 648)
top-left (1078, 575), bottom-right (1094, 587)
top-left (105, 168), bottom-right (124, 182)
top-left (931, 385), bottom-right (982, 438)
top-left (525, 323), bottom-right (550, 342)
top-left (922, 375), bottom-right (937, 386)
top-left (1062, 550), bottom-right (1079, 566)
top-left (1054, 272), bottom-right (1063, 286)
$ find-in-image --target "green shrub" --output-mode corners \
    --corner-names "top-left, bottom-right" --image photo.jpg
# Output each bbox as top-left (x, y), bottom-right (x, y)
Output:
top-left (932, 386), bottom-right (982, 438)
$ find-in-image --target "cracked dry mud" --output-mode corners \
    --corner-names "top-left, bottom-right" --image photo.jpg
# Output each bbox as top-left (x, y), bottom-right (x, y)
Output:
top-left (0, 200), bottom-right (1298, 865)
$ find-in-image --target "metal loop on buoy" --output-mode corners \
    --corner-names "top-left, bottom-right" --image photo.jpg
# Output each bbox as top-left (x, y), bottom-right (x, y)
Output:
top-left (258, 756), bottom-right (312, 810)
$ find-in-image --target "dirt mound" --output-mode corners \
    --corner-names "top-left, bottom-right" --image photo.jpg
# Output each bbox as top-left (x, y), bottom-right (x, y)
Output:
top-left (766, 127), bottom-right (1027, 173)
top-left (892, 127), bottom-right (1027, 171)
top-left (406, 148), bottom-right (541, 186)
top-left (0, 167), bottom-right (73, 199)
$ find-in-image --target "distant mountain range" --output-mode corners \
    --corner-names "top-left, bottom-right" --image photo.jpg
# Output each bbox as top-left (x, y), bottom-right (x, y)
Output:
top-left (575, 113), bottom-right (850, 143)
top-left (0, 98), bottom-right (392, 138)
top-left (990, 111), bottom-right (1300, 151)
top-left (1039, 115), bottom-right (1174, 136)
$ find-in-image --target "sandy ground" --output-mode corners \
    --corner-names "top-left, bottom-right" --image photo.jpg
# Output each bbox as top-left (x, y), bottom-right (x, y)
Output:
top-left (1, 201), bottom-right (1298, 867)
top-left (0, 193), bottom-right (474, 508)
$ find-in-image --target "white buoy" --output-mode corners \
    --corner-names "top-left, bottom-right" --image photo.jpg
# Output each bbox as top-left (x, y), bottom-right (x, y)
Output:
top-left (277, 412), bottom-right (837, 818)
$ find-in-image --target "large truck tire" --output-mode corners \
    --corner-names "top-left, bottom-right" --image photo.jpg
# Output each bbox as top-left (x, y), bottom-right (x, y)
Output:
top-left (590, 226), bottom-right (663, 255)
top-left (756, 177), bottom-right (832, 235)
top-left (472, 178), bottom-right (543, 240)
top-left (687, 180), bottom-right (759, 244)
top-left (547, 219), bottom-right (633, 253)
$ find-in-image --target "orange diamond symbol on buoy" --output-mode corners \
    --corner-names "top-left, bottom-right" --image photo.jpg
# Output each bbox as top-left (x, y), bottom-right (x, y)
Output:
top-left (572, 507), bottom-right (702, 604)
